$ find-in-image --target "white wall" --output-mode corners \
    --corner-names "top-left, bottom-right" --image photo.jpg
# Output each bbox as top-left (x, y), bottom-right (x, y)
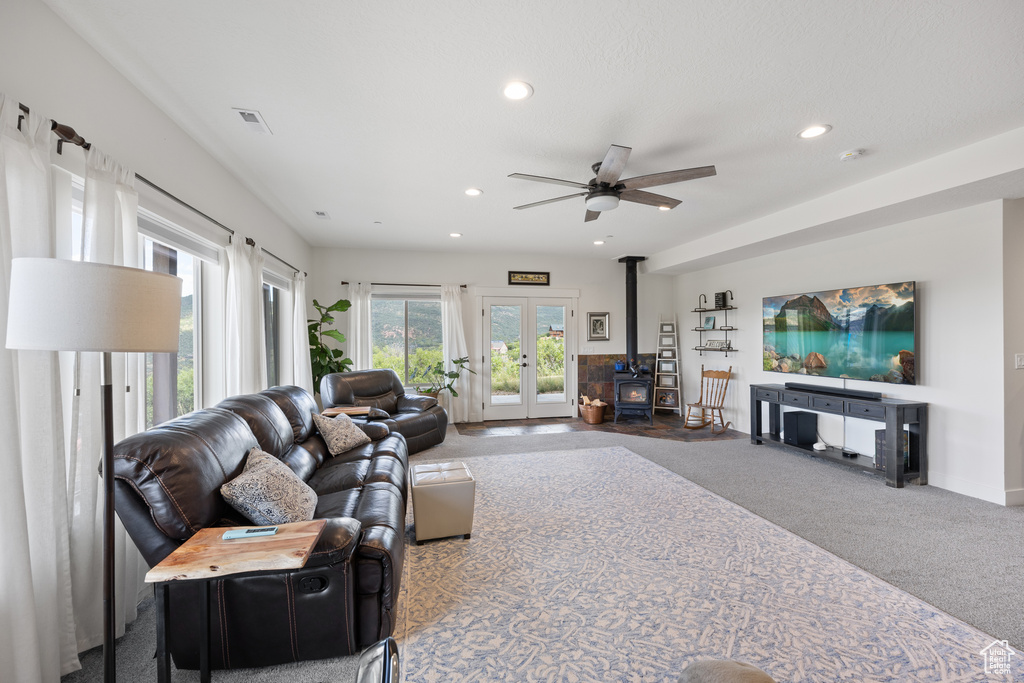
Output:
top-left (0, 0), bottom-right (311, 273)
top-left (311, 247), bottom-right (675, 356)
top-left (1002, 198), bottom-right (1024, 504)
top-left (309, 247), bottom-right (676, 420)
top-left (677, 201), bottom-right (1011, 504)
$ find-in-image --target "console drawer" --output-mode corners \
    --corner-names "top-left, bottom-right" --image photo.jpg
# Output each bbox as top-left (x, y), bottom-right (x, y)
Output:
top-left (754, 388), bottom-right (779, 402)
top-left (780, 392), bottom-right (809, 407)
top-left (846, 401), bottom-right (886, 419)
top-left (811, 396), bottom-right (845, 414)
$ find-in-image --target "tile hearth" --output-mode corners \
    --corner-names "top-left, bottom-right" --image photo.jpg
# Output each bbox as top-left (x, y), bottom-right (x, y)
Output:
top-left (456, 413), bottom-right (745, 442)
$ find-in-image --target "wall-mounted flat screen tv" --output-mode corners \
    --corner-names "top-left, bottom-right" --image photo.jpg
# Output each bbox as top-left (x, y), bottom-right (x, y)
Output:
top-left (762, 282), bottom-right (916, 385)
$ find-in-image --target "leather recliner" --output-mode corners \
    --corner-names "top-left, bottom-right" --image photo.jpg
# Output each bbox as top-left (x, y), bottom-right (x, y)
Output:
top-left (320, 369), bottom-right (449, 453)
top-left (112, 385), bottom-right (408, 670)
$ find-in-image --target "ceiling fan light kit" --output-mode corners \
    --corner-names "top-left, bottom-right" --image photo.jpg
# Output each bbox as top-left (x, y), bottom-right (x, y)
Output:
top-left (509, 144), bottom-right (716, 222)
top-left (585, 191), bottom-right (619, 212)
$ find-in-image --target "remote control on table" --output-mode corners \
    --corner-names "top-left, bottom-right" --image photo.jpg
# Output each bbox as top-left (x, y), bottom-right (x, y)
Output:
top-left (222, 526), bottom-right (278, 540)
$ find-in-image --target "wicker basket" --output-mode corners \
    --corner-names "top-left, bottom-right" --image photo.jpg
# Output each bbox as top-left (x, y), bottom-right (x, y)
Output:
top-left (580, 404), bottom-right (605, 425)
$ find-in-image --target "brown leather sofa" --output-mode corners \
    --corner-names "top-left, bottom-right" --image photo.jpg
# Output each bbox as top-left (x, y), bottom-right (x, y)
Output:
top-left (320, 369), bottom-right (449, 453)
top-left (111, 385), bottom-right (408, 670)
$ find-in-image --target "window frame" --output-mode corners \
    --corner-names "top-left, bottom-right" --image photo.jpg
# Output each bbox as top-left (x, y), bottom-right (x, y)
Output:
top-left (140, 235), bottom-right (202, 426)
top-left (262, 282), bottom-right (282, 387)
top-left (370, 293), bottom-right (443, 387)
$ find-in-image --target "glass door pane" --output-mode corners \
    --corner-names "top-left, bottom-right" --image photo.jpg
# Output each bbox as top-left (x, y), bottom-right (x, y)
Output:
top-left (534, 305), bottom-right (566, 404)
top-left (489, 304), bottom-right (523, 406)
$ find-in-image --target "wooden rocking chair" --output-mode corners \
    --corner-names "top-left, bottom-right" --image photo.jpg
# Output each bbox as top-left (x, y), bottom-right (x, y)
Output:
top-left (684, 365), bottom-right (733, 434)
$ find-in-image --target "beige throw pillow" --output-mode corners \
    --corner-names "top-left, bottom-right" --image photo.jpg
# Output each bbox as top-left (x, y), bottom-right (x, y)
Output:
top-left (312, 411), bottom-right (372, 456)
top-left (220, 448), bottom-right (317, 525)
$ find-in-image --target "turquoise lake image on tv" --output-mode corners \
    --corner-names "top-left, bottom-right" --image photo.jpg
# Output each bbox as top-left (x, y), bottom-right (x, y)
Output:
top-left (762, 281), bottom-right (916, 384)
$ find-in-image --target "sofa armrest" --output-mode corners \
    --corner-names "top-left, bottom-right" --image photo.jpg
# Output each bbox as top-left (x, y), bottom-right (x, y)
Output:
top-left (365, 407), bottom-right (391, 421)
top-left (357, 421), bottom-right (391, 441)
top-left (305, 517), bottom-right (362, 568)
top-left (395, 394), bottom-right (438, 413)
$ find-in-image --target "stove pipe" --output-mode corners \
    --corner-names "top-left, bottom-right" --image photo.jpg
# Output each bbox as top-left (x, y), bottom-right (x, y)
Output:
top-left (618, 256), bottom-right (646, 364)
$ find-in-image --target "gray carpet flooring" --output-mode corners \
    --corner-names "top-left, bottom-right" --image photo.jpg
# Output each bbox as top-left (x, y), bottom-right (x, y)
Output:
top-left (63, 426), bottom-right (1024, 681)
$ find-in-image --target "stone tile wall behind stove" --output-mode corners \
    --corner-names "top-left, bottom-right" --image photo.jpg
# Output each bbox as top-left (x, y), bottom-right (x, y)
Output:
top-left (578, 353), bottom-right (656, 410)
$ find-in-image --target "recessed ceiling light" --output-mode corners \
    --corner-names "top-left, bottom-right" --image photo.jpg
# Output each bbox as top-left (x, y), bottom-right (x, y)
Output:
top-left (798, 124), bottom-right (832, 139)
top-left (658, 206), bottom-right (671, 211)
top-left (465, 188), bottom-right (483, 196)
top-left (593, 240), bottom-right (605, 245)
top-left (449, 232), bottom-right (462, 238)
top-left (503, 81), bottom-right (534, 100)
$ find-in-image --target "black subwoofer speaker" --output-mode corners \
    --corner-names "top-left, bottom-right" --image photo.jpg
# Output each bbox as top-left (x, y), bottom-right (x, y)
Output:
top-left (783, 411), bottom-right (817, 446)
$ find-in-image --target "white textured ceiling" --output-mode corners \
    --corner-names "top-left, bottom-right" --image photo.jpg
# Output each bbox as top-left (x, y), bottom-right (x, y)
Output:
top-left (42, 1), bottom-right (1024, 263)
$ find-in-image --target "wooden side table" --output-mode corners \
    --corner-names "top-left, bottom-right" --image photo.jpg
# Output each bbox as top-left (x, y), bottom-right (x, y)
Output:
top-left (145, 520), bottom-right (327, 682)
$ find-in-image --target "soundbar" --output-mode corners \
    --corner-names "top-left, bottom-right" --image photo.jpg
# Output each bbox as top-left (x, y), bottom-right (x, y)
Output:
top-left (784, 382), bottom-right (882, 401)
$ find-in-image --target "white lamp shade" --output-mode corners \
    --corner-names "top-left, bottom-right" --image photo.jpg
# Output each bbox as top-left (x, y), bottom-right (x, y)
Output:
top-left (6, 258), bottom-right (182, 353)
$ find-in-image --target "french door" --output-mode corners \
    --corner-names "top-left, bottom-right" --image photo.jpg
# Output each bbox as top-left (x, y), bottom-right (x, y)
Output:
top-left (483, 297), bottom-right (575, 419)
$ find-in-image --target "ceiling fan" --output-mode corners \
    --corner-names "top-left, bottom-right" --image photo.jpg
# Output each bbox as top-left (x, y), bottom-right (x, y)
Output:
top-left (509, 144), bottom-right (716, 222)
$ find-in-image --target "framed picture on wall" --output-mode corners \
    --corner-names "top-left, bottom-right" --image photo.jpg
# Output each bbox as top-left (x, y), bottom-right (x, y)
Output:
top-left (703, 316), bottom-right (716, 330)
top-left (659, 335), bottom-right (675, 347)
top-left (508, 270), bottom-right (550, 285)
top-left (587, 312), bottom-right (609, 341)
top-left (658, 375), bottom-right (676, 387)
top-left (657, 359), bottom-right (676, 374)
top-left (660, 323), bottom-right (675, 333)
top-left (660, 349), bottom-right (676, 359)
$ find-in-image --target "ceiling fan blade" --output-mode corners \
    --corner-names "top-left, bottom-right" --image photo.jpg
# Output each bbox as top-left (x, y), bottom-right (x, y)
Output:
top-left (584, 210), bottom-right (601, 222)
top-left (618, 165), bottom-right (717, 191)
top-left (619, 189), bottom-right (682, 209)
top-left (595, 145), bottom-right (631, 186)
top-left (513, 192), bottom-right (588, 210)
top-left (509, 173), bottom-right (592, 190)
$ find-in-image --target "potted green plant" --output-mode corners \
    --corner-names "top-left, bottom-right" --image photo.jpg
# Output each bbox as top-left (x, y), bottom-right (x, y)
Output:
top-left (415, 356), bottom-right (476, 398)
top-left (308, 297), bottom-right (353, 392)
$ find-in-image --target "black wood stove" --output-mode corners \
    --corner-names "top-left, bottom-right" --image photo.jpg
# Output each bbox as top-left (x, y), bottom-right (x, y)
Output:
top-left (613, 256), bottom-right (654, 425)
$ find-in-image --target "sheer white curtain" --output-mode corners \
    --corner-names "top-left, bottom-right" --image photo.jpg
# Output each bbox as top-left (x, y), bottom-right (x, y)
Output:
top-left (224, 239), bottom-right (267, 395)
top-left (441, 284), bottom-right (471, 423)
top-left (348, 282), bottom-right (372, 371)
top-left (65, 147), bottom-right (148, 653)
top-left (290, 271), bottom-right (313, 394)
top-left (0, 95), bottom-right (78, 682)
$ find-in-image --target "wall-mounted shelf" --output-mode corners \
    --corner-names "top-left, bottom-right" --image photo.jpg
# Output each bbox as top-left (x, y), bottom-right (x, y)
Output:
top-left (693, 293), bottom-right (737, 356)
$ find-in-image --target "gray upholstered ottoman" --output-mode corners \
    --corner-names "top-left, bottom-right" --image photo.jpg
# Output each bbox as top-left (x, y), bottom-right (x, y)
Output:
top-left (411, 462), bottom-right (475, 544)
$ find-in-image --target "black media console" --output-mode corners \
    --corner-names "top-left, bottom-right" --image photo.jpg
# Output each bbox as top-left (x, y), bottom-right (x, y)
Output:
top-left (749, 383), bottom-right (928, 488)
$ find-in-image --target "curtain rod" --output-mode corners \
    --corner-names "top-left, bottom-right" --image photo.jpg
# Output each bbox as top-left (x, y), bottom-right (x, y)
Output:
top-left (245, 238), bottom-right (306, 277)
top-left (19, 102), bottom-right (308, 277)
top-left (341, 281), bottom-right (467, 289)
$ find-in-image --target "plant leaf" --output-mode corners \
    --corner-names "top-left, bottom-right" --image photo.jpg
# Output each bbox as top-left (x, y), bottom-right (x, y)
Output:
top-left (323, 329), bottom-right (346, 344)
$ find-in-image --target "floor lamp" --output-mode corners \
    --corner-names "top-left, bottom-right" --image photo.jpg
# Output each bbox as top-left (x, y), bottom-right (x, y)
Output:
top-left (6, 257), bottom-right (182, 683)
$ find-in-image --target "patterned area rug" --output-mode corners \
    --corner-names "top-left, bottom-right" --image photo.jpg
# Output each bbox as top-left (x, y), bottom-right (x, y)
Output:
top-left (396, 447), bottom-right (997, 682)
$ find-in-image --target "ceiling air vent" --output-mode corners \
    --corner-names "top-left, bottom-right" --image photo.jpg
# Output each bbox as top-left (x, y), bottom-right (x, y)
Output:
top-left (314, 211), bottom-right (330, 219)
top-left (233, 108), bottom-right (272, 135)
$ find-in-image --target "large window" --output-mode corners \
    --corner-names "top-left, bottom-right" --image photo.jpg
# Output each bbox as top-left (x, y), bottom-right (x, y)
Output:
top-left (263, 283), bottom-right (281, 387)
top-left (371, 297), bottom-right (442, 386)
top-left (143, 237), bottom-right (199, 427)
